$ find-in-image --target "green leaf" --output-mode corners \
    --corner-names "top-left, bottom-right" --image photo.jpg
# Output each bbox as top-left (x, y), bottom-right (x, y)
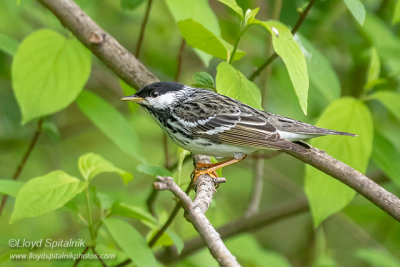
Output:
top-left (177, 147), bottom-right (190, 185)
top-left (111, 202), bottom-right (157, 225)
top-left (120, 0), bottom-right (145, 10)
top-left (372, 129), bottom-right (400, 188)
top-left (216, 62), bottom-right (262, 110)
top-left (255, 20), bottom-right (309, 114)
top-left (305, 98), bottom-right (373, 226)
top-left (149, 229), bottom-right (173, 248)
top-left (362, 14), bottom-right (400, 75)
top-left (120, 79), bottom-right (139, 113)
top-left (42, 120), bottom-right (61, 142)
top-left (218, 0), bottom-right (243, 18)
top-left (136, 164), bottom-right (172, 177)
top-left (0, 33), bottom-right (19, 56)
top-left (193, 72), bottom-right (215, 89)
top-left (12, 29), bottom-right (91, 124)
top-left (368, 91), bottom-right (400, 121)
top-left (298, 35), bottom-right (340, 103)
top-left (10, 170), bottom-right (88, 223)
top-left (166, 230), bottom-right (184, 255)
top-left (95, 191), bottom-right (115, 210)
top-left (78, 153), bottom-right (133, 184)
top-left (393, 1), bottom-right (400, 25)
top-left (178, 19), bottom-right (245, 61)
top-left (244, 8), bottom-right (260, 25)
top-left (76, 90), bottom-right (144, 162)
top-left (226, 234), bottom-right (290, 267)
top-left (103, 217), bottom-right (158, 267)
top-left (0, 180), bottom-right (24, 197)
top-left (356, 248), bottom-right (400, 267)
top-left (165, 0), bottom-right (220, 65)
top-left (364, 48), bottom-right (381, 91)
top-left (343, 0), bottom-right (366, 25)
top-left (147, 228), bottom-right (183, 254)
top-left (165, 0), bottom-right (220, 36)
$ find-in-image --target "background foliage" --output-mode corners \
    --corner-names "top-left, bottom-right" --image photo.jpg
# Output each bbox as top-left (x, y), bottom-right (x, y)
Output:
top-left (1, 0), bottom-right (400, 266)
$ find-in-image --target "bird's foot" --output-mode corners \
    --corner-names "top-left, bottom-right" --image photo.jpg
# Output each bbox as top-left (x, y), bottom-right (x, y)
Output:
top-left (191, 165), bottom-right (219, 184)
top-left (191, 156), bottom-right (247, 185)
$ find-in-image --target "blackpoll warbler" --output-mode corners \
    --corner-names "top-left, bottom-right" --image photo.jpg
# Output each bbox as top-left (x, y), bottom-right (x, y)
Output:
top-left (122, 82), bottom-right (355, 181)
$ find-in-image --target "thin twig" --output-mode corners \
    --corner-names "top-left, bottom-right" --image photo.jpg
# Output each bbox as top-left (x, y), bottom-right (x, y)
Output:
top-left (145, 134), bottom-right (170, 217)
top-left (249, 54), bottom-right (278, 81)
top-left (145, 152), bottom-right (192, 216)
top-left (249, 0), bottom-right (317, 81)
top-left (291, 0), bottom-right (316, 34)
top-left (73, 246), bottom-right (90, 267)
top-left (228, 29), bottom-right (245, 64)
top-left (162, 134), bottom-right (170, 168)
top-left (332, 213), bottom-right (386, 249)
top-left (135, 0), bottom-right (153, 58)
top-left (174, 39), bottom-right (186, 82)
top-left (145, 188), bottom-right (159, 218)
top-left (0, 118), bottom-right (44, 216)
top-left (148, 179), bottom-right (193, 247)
top-left (92, 247), bottom-right (108, 267)
top-left (156, 199), bottom-right (309, 264)
top-left (245, 153), bottom-right (264, 216)
top-left (260, 0), bottom-right (282, 105)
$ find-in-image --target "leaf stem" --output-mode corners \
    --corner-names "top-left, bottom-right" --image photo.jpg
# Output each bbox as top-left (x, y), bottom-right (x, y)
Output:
top-left (174, 39), bottom-right (186, 82)
top-left (135, 0), bottom-right (153, 58)
top-left (0, 117), bottom-right (44, 216)
top-left (84, 188), bottom-right (96, 242)
top-left (228, 27), bottom-right (247, 64)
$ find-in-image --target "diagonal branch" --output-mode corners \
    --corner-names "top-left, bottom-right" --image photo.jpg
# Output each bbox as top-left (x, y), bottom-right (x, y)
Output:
top-left (287, 146), bottom-right (400, 221)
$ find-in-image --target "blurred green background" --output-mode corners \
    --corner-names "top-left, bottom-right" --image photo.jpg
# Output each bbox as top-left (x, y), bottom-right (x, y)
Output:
top-left (1, 0), bottom-right (400, 266)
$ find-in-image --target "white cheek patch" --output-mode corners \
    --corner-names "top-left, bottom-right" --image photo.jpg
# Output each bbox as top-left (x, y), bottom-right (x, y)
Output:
top-left (146, 93), bottom-right (176, 109)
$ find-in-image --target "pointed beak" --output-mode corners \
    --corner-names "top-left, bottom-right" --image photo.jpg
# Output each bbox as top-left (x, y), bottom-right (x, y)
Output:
top-left (121, 95), bottom-right (145, 103)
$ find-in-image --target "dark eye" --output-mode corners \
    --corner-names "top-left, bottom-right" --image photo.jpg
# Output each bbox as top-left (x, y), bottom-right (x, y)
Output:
top-left (150, 91), bottom-right (159, 98)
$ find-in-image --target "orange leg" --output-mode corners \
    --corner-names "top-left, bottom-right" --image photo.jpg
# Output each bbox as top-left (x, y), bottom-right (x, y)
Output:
top-left (192, 155), bottom-right (247, 183)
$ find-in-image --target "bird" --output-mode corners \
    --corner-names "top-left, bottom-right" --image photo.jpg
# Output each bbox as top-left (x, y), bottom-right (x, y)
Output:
top-left (121, 82), bottom-right (356, 182)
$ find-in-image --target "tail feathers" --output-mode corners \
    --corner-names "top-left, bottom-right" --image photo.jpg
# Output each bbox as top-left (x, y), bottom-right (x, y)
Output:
top-left (319, 128), bottom-right (357, 137)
